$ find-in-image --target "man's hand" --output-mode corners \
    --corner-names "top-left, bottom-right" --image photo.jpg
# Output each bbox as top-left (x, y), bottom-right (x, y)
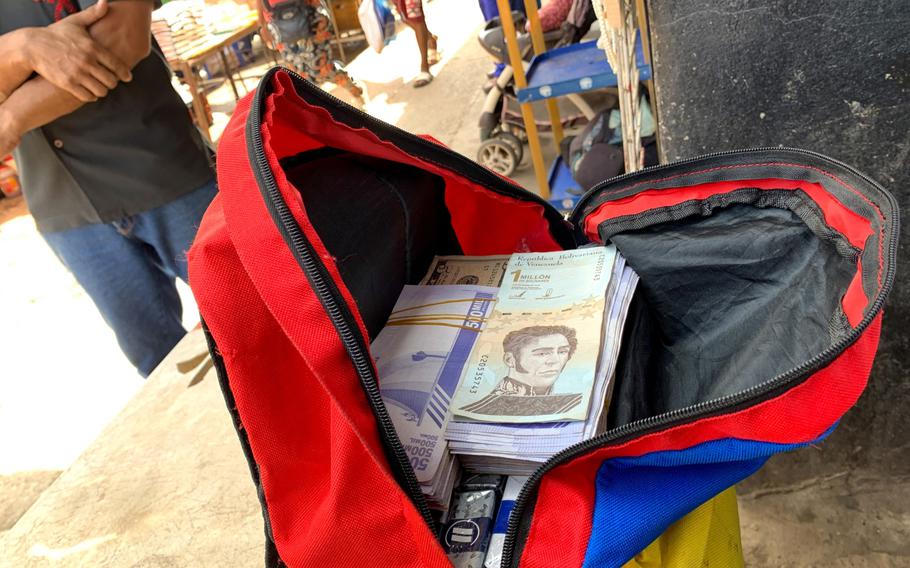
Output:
top-left (24, 0), bottom-right (133, 102)
top-left (0, 107), bottom-right (23, 157)
top-left (0, 0), bottom-right (154, 156)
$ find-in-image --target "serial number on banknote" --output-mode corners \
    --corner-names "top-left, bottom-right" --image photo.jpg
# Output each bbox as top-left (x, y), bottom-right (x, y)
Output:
top-left (468, 354), bottom-right (489, 394)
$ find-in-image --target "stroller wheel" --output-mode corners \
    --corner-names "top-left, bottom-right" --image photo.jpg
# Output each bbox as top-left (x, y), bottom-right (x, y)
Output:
top-left (477, 138), bottom-right (519, 177)
top-left (495, 132), bottom-right (524, 165)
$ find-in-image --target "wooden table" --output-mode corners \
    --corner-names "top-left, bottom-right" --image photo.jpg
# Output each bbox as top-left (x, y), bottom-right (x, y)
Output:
top-left (167, 15), bottom-right (261, 141)
top-left (326, 0), bottom-right (366, 61)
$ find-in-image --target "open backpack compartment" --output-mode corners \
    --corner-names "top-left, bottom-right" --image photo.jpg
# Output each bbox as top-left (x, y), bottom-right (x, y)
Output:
top-left (188, 69), bottom-right (898, 568)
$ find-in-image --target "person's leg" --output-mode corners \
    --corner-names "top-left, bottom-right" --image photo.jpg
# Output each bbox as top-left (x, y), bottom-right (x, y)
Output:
top-left (413, 20), bottom-right (431, 73)
top-left (395, 0), bottom-right (433, 86)
top-left (278, 41), bottom-right (315, 81)
top-left (478, 0), bottom-right (498, 22)
top-left (129, 178), bottom-right (218, 283)
top-left (311, 39), bottom-right (364, 99)
top-left (42, 223), bottom-right (187, 377)
top-left (428, 28), bottom-right (438, 58)
top-left (312, 6), bottom-right (364, 99)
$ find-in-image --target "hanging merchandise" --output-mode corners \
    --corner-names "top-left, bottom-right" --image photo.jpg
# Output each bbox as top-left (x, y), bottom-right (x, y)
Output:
top-left (562, 109), bottom-right (625, 188)
top-left (359, 0), bottom-right (396, 53)
top-left (607, 95), bottom-right (654, 142)
top-left (554, 0), bottom-right (597, 47)
top-left (593, 0), bottom-right (642, 172)
top-left (561, 96), bottom-right (657, 190)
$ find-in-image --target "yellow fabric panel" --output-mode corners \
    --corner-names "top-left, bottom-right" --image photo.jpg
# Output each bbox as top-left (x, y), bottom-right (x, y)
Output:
top-left (623, 487), bottom-right (743, 568)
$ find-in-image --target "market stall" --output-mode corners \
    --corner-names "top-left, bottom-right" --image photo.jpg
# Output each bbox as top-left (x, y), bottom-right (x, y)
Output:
top-left (152, 1), bottom-right (262, 140)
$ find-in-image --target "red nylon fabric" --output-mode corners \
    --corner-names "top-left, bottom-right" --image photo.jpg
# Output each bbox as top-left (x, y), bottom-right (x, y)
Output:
top-left (188, 70), bottom-right (888, 568)
top-left (189, 94), bottom-right (450, 567)
top-left (581, 175), bottom-right (882, 326)
top-left (518, 315), bottom-right (882, 568)
top-left (265, 72), bottom-right (562, 256)
top-left (582, 178), bottom-right (873, 250)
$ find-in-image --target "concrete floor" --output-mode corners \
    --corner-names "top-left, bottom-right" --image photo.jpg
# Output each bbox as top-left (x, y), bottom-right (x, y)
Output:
top-left (0, 331), bottom-right (264, 567)
top-left (0, 0), bottom-right (906, 565)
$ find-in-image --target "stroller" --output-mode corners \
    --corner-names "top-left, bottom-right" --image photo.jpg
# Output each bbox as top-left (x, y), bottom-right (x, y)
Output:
top-left (475, 7), bottom-right (599, 177)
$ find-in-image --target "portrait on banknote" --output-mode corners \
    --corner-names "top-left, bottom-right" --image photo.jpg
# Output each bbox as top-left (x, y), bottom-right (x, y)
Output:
top-left (450, 249), bottom-right (614, 423)
top-left (456, 325), bottom-right (584, 418)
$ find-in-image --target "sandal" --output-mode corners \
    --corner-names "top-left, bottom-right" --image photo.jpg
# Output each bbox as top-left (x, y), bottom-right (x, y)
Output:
top-left (428, 35), bottom-right (441, 66)
top-left (414, 71), bottom-right (433, 88)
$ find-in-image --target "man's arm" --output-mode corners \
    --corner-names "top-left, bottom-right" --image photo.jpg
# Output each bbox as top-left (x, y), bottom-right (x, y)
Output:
top-left (0, 0), bottom-right (153, 155)
top-left (0, 30), bottom-right (37, 102)
top-left (0, 1), bottom-right (132, 104)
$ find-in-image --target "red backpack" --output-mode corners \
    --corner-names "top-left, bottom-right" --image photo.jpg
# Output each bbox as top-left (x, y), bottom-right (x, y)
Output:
top-left (188, 69), bottom-right (898, 567)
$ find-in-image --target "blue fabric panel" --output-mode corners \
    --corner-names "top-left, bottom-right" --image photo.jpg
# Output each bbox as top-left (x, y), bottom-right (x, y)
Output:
top-left (581, 427), bottom-right (835, 568)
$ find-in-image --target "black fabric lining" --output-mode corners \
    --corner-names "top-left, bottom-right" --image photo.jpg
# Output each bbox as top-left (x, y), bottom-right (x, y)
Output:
top-left (606, 203), bottom-right (857, 425)
top-left (575, 157), bottom-right (888, 311)
top-left (278, 146), bottom-right (344, 169)
top-left (599, 188), bottom-right (860, 261)
top-left (608, 292), bottom-right (661, 427)
top-left (280, 70), bottom-right (579, 251)
top-left (598, 187), bottom-right (868, 320)
top-left (377, 170), bottom-right (417, 283)
top-left (828, 307), bottom-right (852, 344)
top-left (282, 150), bottom-right (462, 339)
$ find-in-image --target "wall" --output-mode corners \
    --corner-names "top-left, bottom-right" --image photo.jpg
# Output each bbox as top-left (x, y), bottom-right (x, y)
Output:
top-left (645, 1), bottom-right (909, 561)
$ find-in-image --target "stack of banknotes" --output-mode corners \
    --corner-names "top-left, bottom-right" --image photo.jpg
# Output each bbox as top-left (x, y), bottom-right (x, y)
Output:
top-left (371, 248), bottom-right (638, 508)
top-left (371, 283), bottom-right (498, 508)
top-left (443, 248), bottom-right (638, 475)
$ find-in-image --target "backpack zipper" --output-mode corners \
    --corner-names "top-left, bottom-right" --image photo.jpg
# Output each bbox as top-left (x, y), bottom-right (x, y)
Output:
top-left (567, 146), bottom-right (896, 229)
top-left (502, 149), bottom-right (899, 568)
top-left (246, 68), bottom-right (899, 565)
top-left (243, 67), bottom-right (570, 535)
top-left (245, 69), bottom-right (443, 529)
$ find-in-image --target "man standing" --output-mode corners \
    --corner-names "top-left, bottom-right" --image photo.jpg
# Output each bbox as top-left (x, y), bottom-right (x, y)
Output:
top-left (0, 0), bottom-right (217, 377)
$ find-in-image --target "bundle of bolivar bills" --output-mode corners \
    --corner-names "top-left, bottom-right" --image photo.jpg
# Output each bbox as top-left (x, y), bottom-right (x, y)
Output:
top-left (372, 284), bottom-right (497, 508)
top-left (451, 248), bottom-right (615, 424)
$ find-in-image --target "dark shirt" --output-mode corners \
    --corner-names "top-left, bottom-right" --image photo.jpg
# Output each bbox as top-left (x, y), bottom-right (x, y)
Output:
top-left (0, 0), bottom-right (214, 233)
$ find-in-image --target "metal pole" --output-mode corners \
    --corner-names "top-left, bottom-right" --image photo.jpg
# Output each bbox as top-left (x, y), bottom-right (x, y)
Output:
top-left (523, 0), bottom-right (564, 146)
top-left (497, 0), bottom-right (551, 197)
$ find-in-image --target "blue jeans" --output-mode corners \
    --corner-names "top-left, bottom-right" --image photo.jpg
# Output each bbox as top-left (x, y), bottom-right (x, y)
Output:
top-left (43, 179), bottom-right (217, 377)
